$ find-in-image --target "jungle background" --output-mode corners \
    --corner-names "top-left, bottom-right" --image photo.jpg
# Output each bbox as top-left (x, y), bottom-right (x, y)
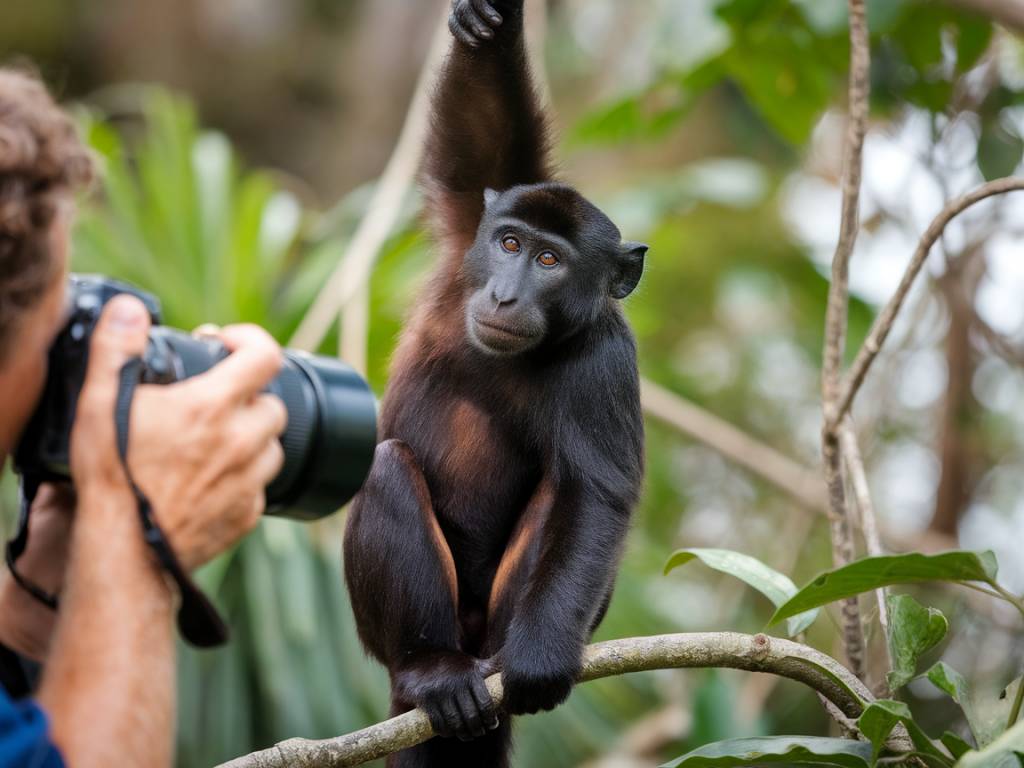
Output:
top-left (3, 0), bottom-right (1024, 766)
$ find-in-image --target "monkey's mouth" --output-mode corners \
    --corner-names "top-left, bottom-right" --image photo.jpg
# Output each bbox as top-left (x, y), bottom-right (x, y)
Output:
top-left (475, 318), bottom-right (535, 340)
top-left (468, 315), bottom-right (541, 355)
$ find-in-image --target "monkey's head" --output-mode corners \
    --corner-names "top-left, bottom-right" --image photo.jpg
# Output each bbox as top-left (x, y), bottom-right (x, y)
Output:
top-left (462, 183), bottom-right (647, 357)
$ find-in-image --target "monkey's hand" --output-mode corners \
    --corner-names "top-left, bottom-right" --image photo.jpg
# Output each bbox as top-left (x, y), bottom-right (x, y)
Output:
top-left (497, 630), bottom-right (583, 716)
top-left (448, 0), bottom-right (523, 48)
top-left (393, 650), bottom-right (500, 741)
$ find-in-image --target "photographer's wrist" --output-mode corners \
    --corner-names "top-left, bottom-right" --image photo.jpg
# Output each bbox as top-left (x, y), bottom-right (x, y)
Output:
top-left (73, 483), bottom-right (176, 605)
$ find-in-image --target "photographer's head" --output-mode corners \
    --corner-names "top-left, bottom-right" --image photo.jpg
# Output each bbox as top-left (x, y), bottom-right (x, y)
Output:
top-left (0, 68), bottom-right (94, 460)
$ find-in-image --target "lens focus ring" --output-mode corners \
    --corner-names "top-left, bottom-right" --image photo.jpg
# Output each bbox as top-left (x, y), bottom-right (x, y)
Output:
top-left (265, 358), bottom-right (317, 502)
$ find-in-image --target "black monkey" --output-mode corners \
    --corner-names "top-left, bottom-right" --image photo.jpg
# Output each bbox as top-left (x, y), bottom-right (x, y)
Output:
top-left (343, 1), bottom-right (646, 765)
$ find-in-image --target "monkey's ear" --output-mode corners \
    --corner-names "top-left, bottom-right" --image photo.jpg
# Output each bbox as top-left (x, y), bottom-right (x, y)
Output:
top-left (484, 188), bottom-right (500, 209)
top-left (610, 242), bottom-right (648, 300)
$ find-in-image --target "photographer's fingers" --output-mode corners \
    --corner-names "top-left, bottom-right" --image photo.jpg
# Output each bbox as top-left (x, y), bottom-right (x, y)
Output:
top-left (246, 439), bottom-right (285, 491)
top-left (200, 324), bottom-right (283, 405)
top-left (71, 296), bottom-right (152, 488)
top-left (225, 394), bottom-right (287, 471)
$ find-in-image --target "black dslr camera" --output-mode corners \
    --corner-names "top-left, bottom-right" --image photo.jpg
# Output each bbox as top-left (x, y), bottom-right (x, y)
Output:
top-left (14, 275), bottom-right (378, 519)
top-left (8, 275), bottom-right (378, 647)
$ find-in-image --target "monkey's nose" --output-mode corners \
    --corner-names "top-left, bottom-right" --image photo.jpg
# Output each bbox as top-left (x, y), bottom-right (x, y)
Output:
top-left (491, 290), bottom-right (517, 309)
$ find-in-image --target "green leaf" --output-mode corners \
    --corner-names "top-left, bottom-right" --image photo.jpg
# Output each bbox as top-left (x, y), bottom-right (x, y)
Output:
top-left (929, 663), bottom-right (1023, 748)
top-left (930, 661), bottom-right (973, 703)
top-left (955, 718), bottom-right (1024, 768)
top-left (977, 122), bottom-right (1024, 181)
top-left (664, 548), bottom-right (819, 636)
top-left (942, 732), bottom-right (974, 760)
top-left (955, 17), bottom-right (993, 73)
top-left (660, 736), bottom-right (873, 767)
top-left (886, 594), bottom-right (949, 690)
top-left (858, 700), bottom-right (954, 767)
top-left (770, 552), bottom-right (999, 624)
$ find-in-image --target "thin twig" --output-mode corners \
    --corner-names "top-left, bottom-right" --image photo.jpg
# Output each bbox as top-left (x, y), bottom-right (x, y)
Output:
top-left (821, 0), bottom-right (871, 682)
top-left (828, 177), bottom-right (1024, 432)
top-left (288, 9), bottom-right (451, 352)
top-left (840, 418), bottom-right (891, 696)
top-left (215, 633), bottom-right (875, 768)
top-left (640, 378), bottom-right (827, 514)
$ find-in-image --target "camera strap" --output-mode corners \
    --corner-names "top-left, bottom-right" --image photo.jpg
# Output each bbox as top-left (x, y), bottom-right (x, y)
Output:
top-left (5, 477), bottom-right (59, 611)
top-left (114, 357), bottom-right (229, 648)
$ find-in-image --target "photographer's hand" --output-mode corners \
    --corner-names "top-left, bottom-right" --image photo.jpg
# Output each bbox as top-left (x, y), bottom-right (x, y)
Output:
top-left (70, 309), bottom-right (286, 570)
top-left (123, 323), bottom-right (287, 569)
top-left (38, 296), bottom-right (287, 768)
top-left (0, 483), bottom-right (74, 661)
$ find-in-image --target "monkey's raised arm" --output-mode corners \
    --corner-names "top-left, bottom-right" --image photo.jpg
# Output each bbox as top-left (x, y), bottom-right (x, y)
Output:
top-left (422, 0), bottom-right (554, 257)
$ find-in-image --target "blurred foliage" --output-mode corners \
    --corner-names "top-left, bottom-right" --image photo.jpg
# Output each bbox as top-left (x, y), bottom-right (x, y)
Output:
top-left (2, 0), bottom-right (1024, 765)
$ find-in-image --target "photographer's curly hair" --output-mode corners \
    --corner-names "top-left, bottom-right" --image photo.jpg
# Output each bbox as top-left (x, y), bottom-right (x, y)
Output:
top-left (0, 68), bottom-right (95, 359)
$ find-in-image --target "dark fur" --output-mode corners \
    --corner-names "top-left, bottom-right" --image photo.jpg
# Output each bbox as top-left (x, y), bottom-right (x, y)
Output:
top-left (343, 2), bottom-right (646, 766)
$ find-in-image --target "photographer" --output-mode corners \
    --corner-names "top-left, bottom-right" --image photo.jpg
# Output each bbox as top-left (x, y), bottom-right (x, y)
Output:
top-left (0, 69), bottom-right (288, 767)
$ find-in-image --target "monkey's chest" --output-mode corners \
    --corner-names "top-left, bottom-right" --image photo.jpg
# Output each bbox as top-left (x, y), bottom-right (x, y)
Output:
top-left (410, 398), bottom-right (540, 565)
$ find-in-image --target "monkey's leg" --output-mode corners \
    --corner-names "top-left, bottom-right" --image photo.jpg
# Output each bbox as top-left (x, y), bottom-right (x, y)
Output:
top-left (343, 439), bottom-right (502, 767)
top-left (484, 478), bottom-right (555, 651)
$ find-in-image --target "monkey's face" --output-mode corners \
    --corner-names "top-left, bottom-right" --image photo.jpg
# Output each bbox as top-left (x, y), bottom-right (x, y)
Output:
top-left (462, 184), bottom-right (647, 357)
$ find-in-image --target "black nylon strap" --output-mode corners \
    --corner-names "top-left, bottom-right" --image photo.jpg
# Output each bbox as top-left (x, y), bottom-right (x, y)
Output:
top-left (5, 477), bottom-right (59, 611)
top-left (115, 357), bottom-right (229, 648)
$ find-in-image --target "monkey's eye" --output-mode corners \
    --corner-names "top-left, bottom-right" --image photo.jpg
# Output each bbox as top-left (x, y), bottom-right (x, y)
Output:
top-left (537, 251), bottom-right (559, 268)
top-left (501, 235), bottom-right (521, 254)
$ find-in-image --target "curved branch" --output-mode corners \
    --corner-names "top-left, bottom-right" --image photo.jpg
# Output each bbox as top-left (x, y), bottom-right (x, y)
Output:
top-left (215, 633), bottom-right (874, 768)
top-left (828, 176), bottom-right (1024, 432)
top-left (288, 8), bottom-right (451, 353)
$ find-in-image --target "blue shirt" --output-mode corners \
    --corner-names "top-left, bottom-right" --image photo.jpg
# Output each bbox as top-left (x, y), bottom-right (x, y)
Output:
top-left (0, 688), bottom-right (64, 768)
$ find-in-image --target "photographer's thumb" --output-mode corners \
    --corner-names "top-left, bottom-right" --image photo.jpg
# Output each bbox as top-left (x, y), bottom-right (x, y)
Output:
top-left (70, 295), bottom-right (151, 489)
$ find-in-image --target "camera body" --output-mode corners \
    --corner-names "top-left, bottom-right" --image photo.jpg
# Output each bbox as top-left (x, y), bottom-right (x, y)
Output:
top-left (14, 275), bottom-right (378, 520)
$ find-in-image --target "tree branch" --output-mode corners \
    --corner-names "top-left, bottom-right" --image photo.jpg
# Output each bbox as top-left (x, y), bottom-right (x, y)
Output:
top-left (828, 177), bottom-right (1024, 433)
top-left (840, 419), bottom-right (891, 695)
top-left (821, 0), bottom-right (871, 682)
top-left (215, 633), bottom-right (875, 768)
top-left (288, 7), bottom-right (451, 352)
top-left (640, 378), bottom-right (827, 514)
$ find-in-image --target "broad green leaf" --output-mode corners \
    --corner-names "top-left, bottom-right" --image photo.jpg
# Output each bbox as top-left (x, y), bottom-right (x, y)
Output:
top-left (770, 552), bottom-right (999, 624)
top-left (955, 718), bottom-right (1024, 768)
top-left (858, 700), bottom-right (954, 767)
top-left (977, 123), bottom-right (1024, 181)
top-left (664, 548), bottom-right (819, 636)
top-left (661, 736), bottom-right (873, 767)
top-left (929, 663), bottom-right (1023, 748)
top-left (886, 594), bottom-right (949, 690)
top-left (942, 733), bottom-right (974, 760)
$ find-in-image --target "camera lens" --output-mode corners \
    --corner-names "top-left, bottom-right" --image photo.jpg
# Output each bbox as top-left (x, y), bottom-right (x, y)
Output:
top-left (148, 329), bottom-right (377, 520)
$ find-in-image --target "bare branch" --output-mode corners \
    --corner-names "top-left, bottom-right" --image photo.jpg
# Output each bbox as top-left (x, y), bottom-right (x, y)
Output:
top-left (829, 177), bottom-right (1024, 432)
top-left (215, 633), bottom-right (875, 768)
top-left (840, 419), bottom-right (891, 696)
top-left (974, 312), bottom-right (1024, 367)
top-left (288, 10), bottom-right (451, 352)
top-left (640, 378), bottom-right (827, 513)
top-left (821, 0), bottom-right (871, 681)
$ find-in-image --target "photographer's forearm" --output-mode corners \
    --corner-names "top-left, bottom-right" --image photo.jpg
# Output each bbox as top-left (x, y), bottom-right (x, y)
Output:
top-left (38, 483), bottom-right (176, 768)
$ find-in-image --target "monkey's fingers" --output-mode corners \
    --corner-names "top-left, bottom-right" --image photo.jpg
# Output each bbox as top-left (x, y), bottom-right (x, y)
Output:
top-left (450, 1), bottom-right (493, 47)
top-left (455, 689), bottom-right (486, 740)
top-left (470, 0), bottom-right (503, 27)
top-left (439, 696), bottom-right (464, 740)
top-left (470, 674), bottom-right (500, 731)
top-left (423, 699), bottom-right (452, 739)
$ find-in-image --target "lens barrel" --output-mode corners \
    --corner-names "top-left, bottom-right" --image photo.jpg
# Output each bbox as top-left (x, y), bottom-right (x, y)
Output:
top-left (146, 329), bottom-right (378, 520)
